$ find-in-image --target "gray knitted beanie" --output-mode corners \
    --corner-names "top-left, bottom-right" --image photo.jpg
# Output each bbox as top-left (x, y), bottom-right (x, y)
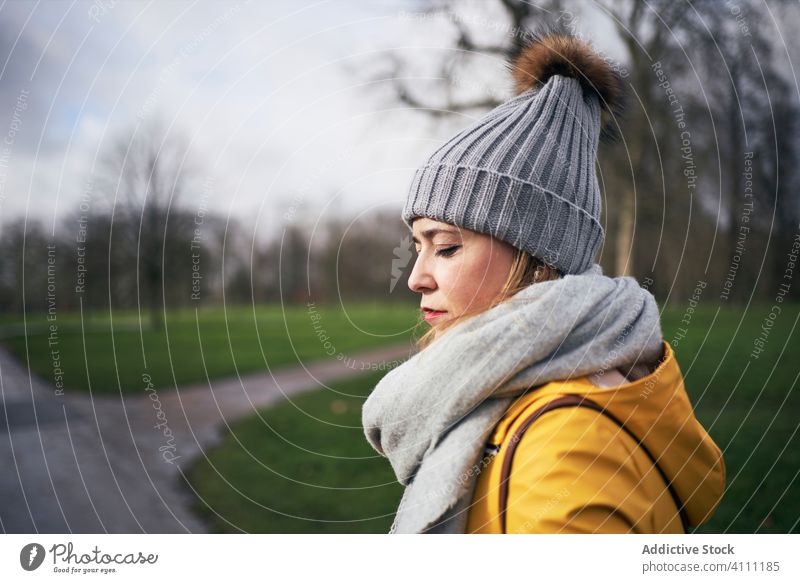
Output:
top-left (402, 32), bottom-right (624, 275)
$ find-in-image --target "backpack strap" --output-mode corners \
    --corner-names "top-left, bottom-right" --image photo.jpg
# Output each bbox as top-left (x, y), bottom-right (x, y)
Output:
top-left (497, 393), bottom-right (690, 533)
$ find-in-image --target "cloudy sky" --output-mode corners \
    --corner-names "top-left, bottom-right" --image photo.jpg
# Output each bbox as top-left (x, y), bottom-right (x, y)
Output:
top-left (0, 0), bottom-right (623, 240)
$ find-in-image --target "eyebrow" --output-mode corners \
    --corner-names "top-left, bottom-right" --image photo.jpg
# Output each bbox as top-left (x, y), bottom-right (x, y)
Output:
top-left (411, 227), bottom-right (460, 244)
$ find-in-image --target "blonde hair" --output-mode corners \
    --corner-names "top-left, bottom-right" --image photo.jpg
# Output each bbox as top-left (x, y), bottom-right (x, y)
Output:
top-left (414, 246), bottom-right (562, 350)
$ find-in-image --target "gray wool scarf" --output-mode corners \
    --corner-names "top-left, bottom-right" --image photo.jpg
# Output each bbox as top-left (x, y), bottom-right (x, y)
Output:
top-left (361, 263), bottom-right (664, 534)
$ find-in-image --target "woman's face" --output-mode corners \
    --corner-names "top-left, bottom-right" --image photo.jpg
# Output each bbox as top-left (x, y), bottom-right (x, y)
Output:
top-left (408, 217), bottom-right (516, 328)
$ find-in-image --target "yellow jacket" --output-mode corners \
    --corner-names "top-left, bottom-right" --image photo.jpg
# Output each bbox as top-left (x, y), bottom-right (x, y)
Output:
top-left (466, 340), bottom-right (726, 534)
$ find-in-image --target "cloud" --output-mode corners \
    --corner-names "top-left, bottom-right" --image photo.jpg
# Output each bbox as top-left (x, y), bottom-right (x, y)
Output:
top-left (2, 0), bottom-right (585, 239)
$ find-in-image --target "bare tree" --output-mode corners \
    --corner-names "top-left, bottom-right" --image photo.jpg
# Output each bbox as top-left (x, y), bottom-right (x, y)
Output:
top-left (372, 0), bottom-right (567, 116)
top-left (0, 218), bottom-right (53, 313)
top-left (645, 0), bottom-right (800, 300)
top-left (97, 118), bottom-right (201, 328)
top-left (590, 0), bottom-right (713, 280)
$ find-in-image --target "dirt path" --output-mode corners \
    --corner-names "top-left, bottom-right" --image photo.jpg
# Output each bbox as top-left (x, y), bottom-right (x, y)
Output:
top-left (0, 342), bottom-right (413, 533)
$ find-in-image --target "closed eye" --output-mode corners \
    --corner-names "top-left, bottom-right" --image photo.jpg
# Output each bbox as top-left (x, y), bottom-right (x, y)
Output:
top-left (436, 245), bottom-right (460, 257)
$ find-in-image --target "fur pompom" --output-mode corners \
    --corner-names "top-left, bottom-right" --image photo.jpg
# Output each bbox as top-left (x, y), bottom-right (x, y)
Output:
top-left (507, 28), bottom-right (625, 140)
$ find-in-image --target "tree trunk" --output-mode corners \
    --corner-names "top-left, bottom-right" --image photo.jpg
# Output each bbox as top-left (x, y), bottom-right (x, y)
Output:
top-left (615, 186), bottom-right (635, 277)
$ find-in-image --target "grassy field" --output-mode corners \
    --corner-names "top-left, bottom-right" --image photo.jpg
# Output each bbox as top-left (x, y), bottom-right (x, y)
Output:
top-left (185, 302), bottom-right (800, 533)
top-left (0, 303), bottom-right (419, 394)
top-left (185, 369), bottom-right (402, 533)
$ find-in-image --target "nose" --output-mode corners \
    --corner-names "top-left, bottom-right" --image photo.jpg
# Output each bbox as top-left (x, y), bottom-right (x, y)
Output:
top-left (407, 253), bottom-right (436, 294)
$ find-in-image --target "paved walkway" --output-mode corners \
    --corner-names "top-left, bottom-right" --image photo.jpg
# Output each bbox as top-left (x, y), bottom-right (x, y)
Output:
top-left (0, 342), bottom-right (414, 533)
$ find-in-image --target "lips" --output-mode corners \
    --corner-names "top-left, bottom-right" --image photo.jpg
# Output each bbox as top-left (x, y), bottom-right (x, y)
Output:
top-left (421, 307), bottom-right (447, 322)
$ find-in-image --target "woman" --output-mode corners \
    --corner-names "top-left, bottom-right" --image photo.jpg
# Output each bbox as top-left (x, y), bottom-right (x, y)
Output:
top-left (362, 31), bottom-right (725, 534)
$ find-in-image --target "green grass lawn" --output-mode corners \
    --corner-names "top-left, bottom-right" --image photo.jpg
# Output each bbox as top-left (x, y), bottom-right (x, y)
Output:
top-left (185, 369), bottom-right (402, 533)
top-left (185, 302), bottom-right (800, 533)
top-left (0, 303), bottom-right (419, 394)
top-left (661, 304), bottom-right (800, 533)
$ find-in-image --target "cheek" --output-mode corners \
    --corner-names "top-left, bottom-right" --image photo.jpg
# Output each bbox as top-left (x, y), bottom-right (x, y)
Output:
top-left (440, 249), bottom-right (511, 310)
